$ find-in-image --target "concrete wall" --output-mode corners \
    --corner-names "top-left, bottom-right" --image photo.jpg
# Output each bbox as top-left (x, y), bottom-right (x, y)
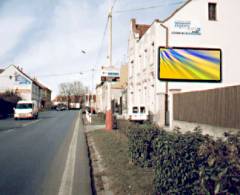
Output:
top-left (172, 120), bottom-right (239, 138)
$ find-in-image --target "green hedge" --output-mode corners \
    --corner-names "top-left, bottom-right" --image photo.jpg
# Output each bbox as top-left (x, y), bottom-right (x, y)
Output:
top-left (153, 128), bottom-right (207, 194)
top-left (128, 124), bottom-right (162, 167)
top-left (127, 125), bottom-right (240, 194)
top-left (197, 132), bottom-right (240, 194)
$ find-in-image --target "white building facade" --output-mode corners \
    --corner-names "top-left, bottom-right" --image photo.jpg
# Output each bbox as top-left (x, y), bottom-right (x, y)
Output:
top-left (128, 0), bottom-right (240, 127)
top-left (0, 65), bottom-right (43, 106)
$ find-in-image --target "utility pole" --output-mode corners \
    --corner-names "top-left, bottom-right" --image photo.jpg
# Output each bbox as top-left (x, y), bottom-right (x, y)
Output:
top-left (105, 2), bottom-right (113, 130)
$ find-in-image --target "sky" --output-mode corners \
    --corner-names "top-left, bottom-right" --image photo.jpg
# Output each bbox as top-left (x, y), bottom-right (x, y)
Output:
top-left (0, 0), bottom-right (186, 98)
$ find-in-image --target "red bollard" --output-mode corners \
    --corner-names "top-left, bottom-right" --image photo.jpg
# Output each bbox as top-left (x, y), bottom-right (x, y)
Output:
top-left (105, 110), bottom-right (112, 131)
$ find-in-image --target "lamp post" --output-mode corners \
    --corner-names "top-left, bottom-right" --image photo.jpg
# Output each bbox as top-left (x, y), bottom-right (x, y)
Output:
top-left (81, 50), bottom-right (95, 116)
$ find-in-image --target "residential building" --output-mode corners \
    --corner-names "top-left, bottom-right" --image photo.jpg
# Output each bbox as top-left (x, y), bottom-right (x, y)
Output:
top-left (33, 79), bottom-right (52, 108)
top-left (96, 64), bottom-right (128, 113)
top-left (0, 65), bottom-right (51, 108)
top-left (128, 0), bottom-right (240, 127)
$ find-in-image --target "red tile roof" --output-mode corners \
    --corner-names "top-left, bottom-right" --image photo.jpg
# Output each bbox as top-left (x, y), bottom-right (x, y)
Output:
top-left (131, 19), bottom-right (150, 39)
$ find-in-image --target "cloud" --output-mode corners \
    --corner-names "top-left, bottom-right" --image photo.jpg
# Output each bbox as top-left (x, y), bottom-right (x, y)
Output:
top-left (0, 0), bottom-right (185, 98)
top-left (0, 15), bottom-right (34, 57)
top-left (7, 0), bottom-right (110, 97)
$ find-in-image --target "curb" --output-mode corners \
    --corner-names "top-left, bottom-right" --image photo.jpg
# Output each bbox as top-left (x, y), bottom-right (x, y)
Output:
top-left (85, 133), bottom-right (97, 195)
top-left (85, 133), bottom-right (114, 195)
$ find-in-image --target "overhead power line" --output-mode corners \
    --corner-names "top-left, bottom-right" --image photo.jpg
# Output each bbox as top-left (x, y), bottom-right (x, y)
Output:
top-left (114, 0), bottom-right (185, 13)
top-left (112, 0), bottom-right (119, 9)
top-left (37, 68), bottom-right (101, 78)
top-left (95, 17), bottom-right (109, 68)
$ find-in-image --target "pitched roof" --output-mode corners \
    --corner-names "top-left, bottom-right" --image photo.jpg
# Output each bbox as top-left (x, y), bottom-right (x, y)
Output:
top-left (162, 0), bottom-right (192, 23)
top-left (14, 65), bottom-right (35, 83)
top-left (130, 0), bottom-right (192, 39)
top-left (33, 78), bottom-right (51, 91)
top-left (4, 65), bottom-right (51, 91)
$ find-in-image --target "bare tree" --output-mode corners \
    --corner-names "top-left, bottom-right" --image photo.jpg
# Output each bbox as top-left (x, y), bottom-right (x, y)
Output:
top-left (59, 83), bottom-right (71, 97)
top-left (70, 81), bottom-right (86, 96)
top-left (58, 81), bottom-right (87, 106)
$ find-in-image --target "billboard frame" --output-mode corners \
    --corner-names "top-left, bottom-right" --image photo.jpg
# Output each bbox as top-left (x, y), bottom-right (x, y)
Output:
top-left (158, 46), bottom-right (222, 82)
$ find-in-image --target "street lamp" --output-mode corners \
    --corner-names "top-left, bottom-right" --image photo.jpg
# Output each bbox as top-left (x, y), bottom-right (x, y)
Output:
top-left (81, 50), bottom-right (86, 54)
top-left (80, 49), bottom-right (95, 116)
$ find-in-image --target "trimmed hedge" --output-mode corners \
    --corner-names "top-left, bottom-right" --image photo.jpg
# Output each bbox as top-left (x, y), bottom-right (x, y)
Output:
top-left (128, 124), bottom-right (161, 167)
top-left (198, 132), bottom-right (240, 194)
top-left (127, 125), bottom-right (240, 194)
top-left (153, 128), bottom-right (207, 194)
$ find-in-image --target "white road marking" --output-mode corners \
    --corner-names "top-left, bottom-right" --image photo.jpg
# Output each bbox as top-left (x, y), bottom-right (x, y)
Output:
top-left (58, 113), bottom-right (80, 195)
top-left (22, 119), bottom-right (41, 127)
top-left (3, 129), bottom-right (15, 134)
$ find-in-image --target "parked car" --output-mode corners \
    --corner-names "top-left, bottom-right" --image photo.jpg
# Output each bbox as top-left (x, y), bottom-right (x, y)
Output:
top-left (56, 104), bottom-right (68, 111)
top-left (14, 100), bottom-right (39, 120)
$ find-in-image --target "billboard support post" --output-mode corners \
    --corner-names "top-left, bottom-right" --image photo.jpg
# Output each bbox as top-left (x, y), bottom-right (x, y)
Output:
top-left (161, 23), bottom-right (170, 127)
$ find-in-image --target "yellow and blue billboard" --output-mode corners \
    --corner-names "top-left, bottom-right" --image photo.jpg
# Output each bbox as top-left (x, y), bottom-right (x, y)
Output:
top-left (158, 47), bottom-right (222, 82)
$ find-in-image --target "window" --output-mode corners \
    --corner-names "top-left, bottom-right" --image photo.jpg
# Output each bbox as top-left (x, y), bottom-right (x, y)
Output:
top-left (16, 103), bottom-right (33, 109)
top-left (208, 3), bottom-right (217, 21)
top-left (140, 107), bottom-right (145, 113)
top-left (132, 107), bottom-right (138, 113)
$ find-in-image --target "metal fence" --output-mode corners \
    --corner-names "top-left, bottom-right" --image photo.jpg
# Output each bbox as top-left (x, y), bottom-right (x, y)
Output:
top-left (173, 85), bottom-right (240, 129)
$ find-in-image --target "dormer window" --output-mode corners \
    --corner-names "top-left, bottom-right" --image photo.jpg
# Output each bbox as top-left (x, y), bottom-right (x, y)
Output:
top-left (208, 2), bottom-right (217, 21)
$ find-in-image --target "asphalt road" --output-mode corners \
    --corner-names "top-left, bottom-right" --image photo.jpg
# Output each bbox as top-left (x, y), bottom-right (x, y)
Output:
top-left (0, 110), bottom-right (91, 195)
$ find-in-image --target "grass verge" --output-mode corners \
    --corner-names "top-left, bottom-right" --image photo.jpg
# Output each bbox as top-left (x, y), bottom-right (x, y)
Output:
top-left (87, 129), bottom-right (154, 195)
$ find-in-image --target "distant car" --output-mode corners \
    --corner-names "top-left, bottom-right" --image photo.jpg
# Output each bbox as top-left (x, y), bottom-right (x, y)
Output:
top-left (14, 100), bottom-right (39, 120)
top-left (56, 104), bottom-right (67, 111)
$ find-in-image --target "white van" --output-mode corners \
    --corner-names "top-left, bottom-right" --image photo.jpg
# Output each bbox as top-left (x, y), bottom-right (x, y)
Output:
top-left (129, 106), bottom-right (148, 122)
top-left (14, 100), bottom-right (39, 120)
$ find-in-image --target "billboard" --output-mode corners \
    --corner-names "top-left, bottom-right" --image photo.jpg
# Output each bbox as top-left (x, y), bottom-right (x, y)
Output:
top-left (158, 47), bottom-right (222, 82)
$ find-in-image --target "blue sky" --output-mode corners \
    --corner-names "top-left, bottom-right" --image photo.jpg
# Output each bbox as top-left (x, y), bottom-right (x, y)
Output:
top-left (0, 0), bottom-right (185, 97)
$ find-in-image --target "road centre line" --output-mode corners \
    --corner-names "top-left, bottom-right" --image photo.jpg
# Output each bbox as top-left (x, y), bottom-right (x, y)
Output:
top-left (22, 119), bottom-right (41, 127)
top-left (3, 129), bottom-right (15, 134)
top-left (58, 112), bottom-right (80, 195)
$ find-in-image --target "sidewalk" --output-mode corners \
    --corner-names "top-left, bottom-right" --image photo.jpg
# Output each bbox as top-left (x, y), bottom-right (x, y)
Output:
top-left (85, 124), bottom-right (105, 133)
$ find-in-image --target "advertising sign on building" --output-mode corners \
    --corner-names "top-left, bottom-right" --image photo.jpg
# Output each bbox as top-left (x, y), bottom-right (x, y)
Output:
top-left (14, 73), bottom-right (31, 85)
top-left (171, 20), bottom-right (201, 35)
